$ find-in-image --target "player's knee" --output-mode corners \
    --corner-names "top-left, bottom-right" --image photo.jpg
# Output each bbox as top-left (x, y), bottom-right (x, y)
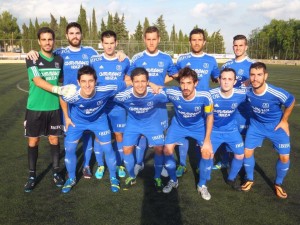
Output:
top-left (48, 136), bottom-right (59, 145)
top-left (279, 154), bottom-right (289, 163)
top-left (114, 132), bottom-right (123, 142)
top-left (244, 148), bottom-right (254, 158)
top-left (234, 154), bottom-right (244, 160)
top-left (123, 146), bottom-right (134, 155)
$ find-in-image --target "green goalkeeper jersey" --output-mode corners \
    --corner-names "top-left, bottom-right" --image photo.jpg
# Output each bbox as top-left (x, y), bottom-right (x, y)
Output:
top-left (26, 51), bottom-right (63, 111)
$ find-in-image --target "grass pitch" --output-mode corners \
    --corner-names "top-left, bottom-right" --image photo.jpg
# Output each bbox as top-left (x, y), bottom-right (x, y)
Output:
top-left (0, 63), bottom-right (299, 225)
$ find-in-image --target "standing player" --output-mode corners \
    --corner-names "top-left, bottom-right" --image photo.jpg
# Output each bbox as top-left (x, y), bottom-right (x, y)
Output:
top-left (162, 67), bottom-right (214, 201)
top-left (207, 68), bottom-right (246, 193)
top-left (90, 30), bottom-right (130, 179)
top-left (24, 27), bottom-right (76, 192)
top-left (241, 62), bottom-right (295, 199)
top-left (125, 26), bottom-right (178, 176)
top-left (213, 34), bottom-right (254, 170)
top-left (114, 68), bottom-right (169, 192)
top-left (61, 65), bottom-right (128, 193)
top-left (174, 28), bottom-right (220, 177)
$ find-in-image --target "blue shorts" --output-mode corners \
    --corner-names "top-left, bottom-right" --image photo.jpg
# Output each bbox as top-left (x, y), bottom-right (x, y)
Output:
top-left (107, 106), bottom-right (126, 133)
top-left (65, 115), bottom-right (111, 143)
top-left (211, 129), bottom-right (244, 155)
top-left (165, 118), bottom-right (205, 146)
top-left (123, 119), bottom-right (164, 147)
top-left (245, 119), bottom-right (291, 154)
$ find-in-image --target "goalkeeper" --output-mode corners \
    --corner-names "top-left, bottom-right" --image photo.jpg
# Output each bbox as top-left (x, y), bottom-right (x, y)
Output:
top-left (23, 27), bottom-right (76, 193)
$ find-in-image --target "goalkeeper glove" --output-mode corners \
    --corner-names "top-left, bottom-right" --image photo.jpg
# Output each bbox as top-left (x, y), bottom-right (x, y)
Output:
top-left (52, 84), bottom-right (77, 98)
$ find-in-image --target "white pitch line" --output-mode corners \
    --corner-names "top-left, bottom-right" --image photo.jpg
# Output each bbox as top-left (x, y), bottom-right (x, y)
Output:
top-left (17, 80), bottom-right (29, 93)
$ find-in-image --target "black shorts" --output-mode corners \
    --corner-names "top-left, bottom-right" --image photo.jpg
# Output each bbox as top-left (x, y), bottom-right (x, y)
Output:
top-left (24, 109), bottom-right (63, 137)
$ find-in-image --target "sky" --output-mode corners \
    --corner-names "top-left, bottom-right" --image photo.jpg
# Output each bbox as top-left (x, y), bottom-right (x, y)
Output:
top-left (1, 0), bottom-right (299, 53)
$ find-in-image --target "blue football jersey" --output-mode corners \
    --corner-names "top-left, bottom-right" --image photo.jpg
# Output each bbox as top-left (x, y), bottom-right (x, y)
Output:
top-left (114, 87), bottom-right (169, 122)
top-left (165, 86), bottom-right (213, 129)
top-left (247, 84), bottom-right (295, 123)
top-left (62, 82), bottom-right (126, 123)
top-left (90, 53), bottom-right (130, 85)
top-left (54, 46), bottom-right (98, 85)
top-left (221, 57), bottom-right (254, 88)
top-left (209, 87), bottom-right (246, 131)
top-left (176, 52), bottom-right (220, 90)
top-left (128, 50), bottom-right (178, 85)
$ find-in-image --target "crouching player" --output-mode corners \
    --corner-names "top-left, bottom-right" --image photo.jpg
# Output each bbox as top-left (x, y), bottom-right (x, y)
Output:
top-left (241, 62), bottom-right (295, 199)
top-left (162, 67), bottom-right (214, 200)
top-left (61, 65), bottom-right (127, 193)
top-left (208, 68), bottom-right (246, 193)
top-left (114, 67), bottom-right (168, 192)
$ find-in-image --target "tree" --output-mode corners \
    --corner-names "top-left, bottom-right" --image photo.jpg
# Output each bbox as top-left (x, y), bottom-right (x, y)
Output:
top-left (49, 14), bottom-right (58, 35)
top-left (153, 15), bottom-right (169, 42)
top-left (248, 19), bottom-right (300, 59)
top-left (100, 18), bottom-right (107, 34)
top-left (0, 11), bottom-right (21, 51)
top-left (134, 21), bottom-right (143, 41)
top-left (106, 12), bottom-right (114, 31)
top-left (118, 14), bottom-right (129, 40)
top-left (170, 24), bottom-right (177, 42)
top-left (143, 17), bottom-right (150, 34)
top-left (58, 16), bottom-right (68, 42)
top-left (90, 8), bottom-right (98, 40)
top-left (77, 4), bottom-right (89, 40)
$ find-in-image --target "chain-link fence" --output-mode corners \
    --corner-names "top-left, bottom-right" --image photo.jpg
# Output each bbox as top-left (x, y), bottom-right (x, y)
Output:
top-left (1, 38), bottom-right (300, 60)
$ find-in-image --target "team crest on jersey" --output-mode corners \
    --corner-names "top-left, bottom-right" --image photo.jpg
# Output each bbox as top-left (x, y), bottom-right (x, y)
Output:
top-left (238, 69), bottom-right (244, 75)
top-left (116, 65), bottom-right (122, 71)
top-left (158, 61), bottom-right (164, 67)
top-left (231, 103), bottom-right (238, 109)
top-left (55, 62), bottom-right (60, 68)
top-left (195, 106), bottom-right (201, 111)
top-left (147, 101), bottom-right (154, 107)
top-left (203, 63), bottom-right (209, 69)
top-left (97, 100), bottom-right (103, 106)
top-left (262, 103), bottom-right (269, 108)
top-left (82, 54), bottom-right (89, 60)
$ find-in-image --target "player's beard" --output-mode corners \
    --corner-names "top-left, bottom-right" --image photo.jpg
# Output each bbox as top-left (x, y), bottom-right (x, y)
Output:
top-left (251, 80), bottom-right (265, 90)
top-left (192, 46), bottom-right (203, 54)
top-left (69, 38), bottom-right (81, 47)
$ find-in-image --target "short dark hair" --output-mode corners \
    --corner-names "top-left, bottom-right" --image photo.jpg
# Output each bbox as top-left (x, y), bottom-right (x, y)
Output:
top-left (233, 34), bottom-right (248, 45)
top-left (250, 62), bottom-right (267, 73)
top-left (144, 26), bottom-right (160, 38)
top-left (178, 67), bottom-right (198, 83)
top-left (219, 68), bottom-right (237, 80)
top-left (101, 30), bottom-right (117, 42)
top-left (77, 65), bottom-right (97, 81)
top-left (66, 22), bottom-right (82, 34)
top-left (130, 67), bottom-right (149, 81)
top-left (37, 27), bottom-right (55, 40)
top-left (189, 28), bottom-right (206, 41)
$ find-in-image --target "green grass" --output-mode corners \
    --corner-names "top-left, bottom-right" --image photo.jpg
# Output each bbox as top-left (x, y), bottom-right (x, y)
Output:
top-left (0, 63), bottom-right (299, 225)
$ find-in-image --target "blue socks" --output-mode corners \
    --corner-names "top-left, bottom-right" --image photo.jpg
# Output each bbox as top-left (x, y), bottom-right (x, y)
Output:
top-left (275, 159), bottom-right (290, 185)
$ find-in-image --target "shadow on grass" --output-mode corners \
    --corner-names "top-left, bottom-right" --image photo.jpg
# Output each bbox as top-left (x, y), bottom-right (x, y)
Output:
top-left (140, 149), bottom-right (183, 225)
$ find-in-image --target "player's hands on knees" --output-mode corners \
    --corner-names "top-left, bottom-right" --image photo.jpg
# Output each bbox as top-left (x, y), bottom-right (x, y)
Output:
top-left (275, 120), bottom-right (290, 136)
top-left (201, 141), bottom-right (213, 159)
top-left (26, 50), bottom-right (39, 61)
top-left (64, 118), bottom-right (75, 132)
